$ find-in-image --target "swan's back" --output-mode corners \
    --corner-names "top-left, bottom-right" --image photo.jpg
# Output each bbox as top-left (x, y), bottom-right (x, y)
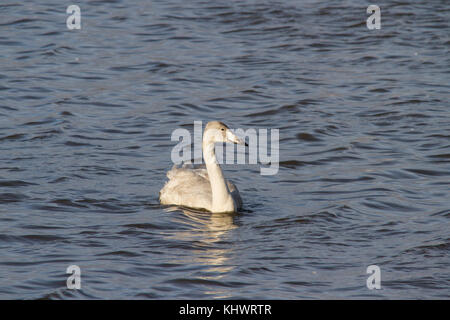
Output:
top-left (159, 163), bottom-right (242, 212)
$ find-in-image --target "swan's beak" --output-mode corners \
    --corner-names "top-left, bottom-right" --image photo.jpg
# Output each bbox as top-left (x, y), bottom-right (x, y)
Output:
top-left (226, 129), bottom-right (248, 146)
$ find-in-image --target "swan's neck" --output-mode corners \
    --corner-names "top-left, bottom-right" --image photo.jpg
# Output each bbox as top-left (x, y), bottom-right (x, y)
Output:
top-left (203, 142), bottom-right (235, 212)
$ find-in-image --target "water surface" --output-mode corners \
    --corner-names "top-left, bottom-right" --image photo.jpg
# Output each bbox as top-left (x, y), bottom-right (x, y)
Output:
top-left (0, 0), bottom-right (449, 299)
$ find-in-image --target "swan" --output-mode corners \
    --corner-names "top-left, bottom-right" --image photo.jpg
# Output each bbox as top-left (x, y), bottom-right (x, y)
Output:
top-left (159, 121), bottom-right (246, 213)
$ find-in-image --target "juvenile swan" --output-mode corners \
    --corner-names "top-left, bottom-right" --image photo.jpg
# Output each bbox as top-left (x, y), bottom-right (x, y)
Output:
top-left (159, 121), bottom-right (246, 213)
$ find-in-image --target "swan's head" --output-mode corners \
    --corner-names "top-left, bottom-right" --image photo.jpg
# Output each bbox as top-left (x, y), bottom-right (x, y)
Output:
top-left (203, 121), bottom-right (247, 146)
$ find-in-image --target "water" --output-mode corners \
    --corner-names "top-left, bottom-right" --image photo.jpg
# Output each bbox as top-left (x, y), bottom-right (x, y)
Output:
top-left (0, 0), bottom-right (449, 299)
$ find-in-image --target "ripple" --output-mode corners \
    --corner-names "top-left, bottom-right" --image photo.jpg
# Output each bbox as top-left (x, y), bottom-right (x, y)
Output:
top-left (0, 192), bottom-right (28, 203)
top-left (296, 132), bottom-right (321, 142)
top-left (405, 168), bottom-right (450, 177)
top-left (0, 133), bottom-right (26, 141)
top-left (0, 18), bottom-right (33, 27)
top-left (0, 180), bottom-right (37, 187)
top-left (166, 278), bottom-right (249, 288)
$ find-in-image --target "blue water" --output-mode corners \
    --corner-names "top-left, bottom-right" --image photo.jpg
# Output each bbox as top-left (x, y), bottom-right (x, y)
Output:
top-left (0, 0), bottom-right (449, 299)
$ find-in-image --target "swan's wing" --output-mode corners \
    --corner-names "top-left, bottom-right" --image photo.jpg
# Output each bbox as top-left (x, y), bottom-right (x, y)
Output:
top-left (167, 163), bottom-right (208, 180)
top-left (160, 164), bottom-right (212, 211)
top-left (186, 163), bottom-right (209, 180)
top-left (160, 163), bottom-right (242, 211)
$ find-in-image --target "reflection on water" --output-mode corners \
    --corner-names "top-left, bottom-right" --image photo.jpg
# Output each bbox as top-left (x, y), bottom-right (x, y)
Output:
top-left (164, 207), bottom-right (238, 298)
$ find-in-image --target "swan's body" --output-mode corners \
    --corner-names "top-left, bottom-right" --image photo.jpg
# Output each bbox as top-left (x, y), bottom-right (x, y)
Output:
top-left (159, 121), bottom-right (245, 213)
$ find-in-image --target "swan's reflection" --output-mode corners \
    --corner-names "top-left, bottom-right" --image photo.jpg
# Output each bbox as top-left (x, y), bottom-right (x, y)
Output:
top-left (164, 207), bottom-right (238, 298)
